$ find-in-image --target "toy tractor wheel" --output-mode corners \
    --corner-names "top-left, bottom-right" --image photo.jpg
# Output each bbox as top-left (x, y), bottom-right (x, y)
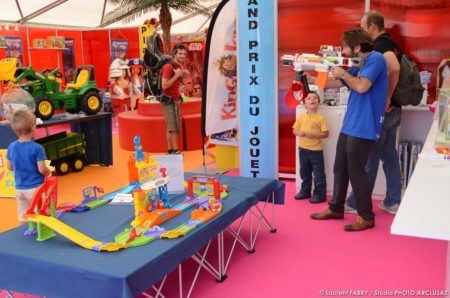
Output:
top-left (55, 159), bottom-right (71, 175)
top-left (35, 97), bottom-right (54, 120)
top-left (71, 156), bottom-right (86, 172)
top-left (81, 91), bottom-right (102, 115)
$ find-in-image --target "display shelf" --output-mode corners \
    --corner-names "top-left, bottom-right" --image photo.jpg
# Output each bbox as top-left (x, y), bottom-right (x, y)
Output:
top-left (29, 47), bottom-right (68, 50)
top-left (402, 105), bottom-right (431, 111)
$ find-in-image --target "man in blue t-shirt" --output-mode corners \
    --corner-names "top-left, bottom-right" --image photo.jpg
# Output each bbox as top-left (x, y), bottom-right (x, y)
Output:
top-left (346, 11), bottom-right (403, 215)
top-left (310, 28), bottom-right (388, 231)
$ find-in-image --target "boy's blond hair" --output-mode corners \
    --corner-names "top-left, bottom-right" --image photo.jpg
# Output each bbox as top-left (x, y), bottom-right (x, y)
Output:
top-left (10, 110), bottom-right (36, 136)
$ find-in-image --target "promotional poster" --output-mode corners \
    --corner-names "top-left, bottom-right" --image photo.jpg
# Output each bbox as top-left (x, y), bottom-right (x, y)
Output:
top-left (5, 36), bottom-right (23, 67)
top-left (110, 39), bottom-right (128, 62)
top-left (63, 38), bottom-right (76, 84)
top-left (0, 150), bottom-right (15, 197)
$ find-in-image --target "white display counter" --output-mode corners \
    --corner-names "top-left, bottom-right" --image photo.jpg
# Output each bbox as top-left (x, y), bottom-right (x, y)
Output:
top-left (295, 105), bottom-right (433, 198)
top-left (391, 117), bottom-right (450, 290)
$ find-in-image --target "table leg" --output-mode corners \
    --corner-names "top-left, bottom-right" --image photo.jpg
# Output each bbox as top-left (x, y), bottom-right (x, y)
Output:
top-left (179, 264), bottom-right (183, 298)
top-left (447, 241), bottom-right (450, 291)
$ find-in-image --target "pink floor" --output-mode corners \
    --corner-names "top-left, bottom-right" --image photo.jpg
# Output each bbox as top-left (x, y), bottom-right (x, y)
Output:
top-left (1, 173), bottom-right (447, 298)
top-left (140, 177), bottom-right (447, 297)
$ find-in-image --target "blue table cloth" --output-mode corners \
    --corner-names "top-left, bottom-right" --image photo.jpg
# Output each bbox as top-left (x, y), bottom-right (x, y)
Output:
top-left (0, 174), bottom-right (284, 298)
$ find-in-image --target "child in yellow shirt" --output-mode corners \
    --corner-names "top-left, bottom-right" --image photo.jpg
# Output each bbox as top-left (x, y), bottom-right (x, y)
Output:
top-left (292, 91), bottom-right (329, 203)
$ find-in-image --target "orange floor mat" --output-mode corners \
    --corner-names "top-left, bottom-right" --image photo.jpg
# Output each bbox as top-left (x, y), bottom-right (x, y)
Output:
top-left (0, 135), bottom-right (215, 232)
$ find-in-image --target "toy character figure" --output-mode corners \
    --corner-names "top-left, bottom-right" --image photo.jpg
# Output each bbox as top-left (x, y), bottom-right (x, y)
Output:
top-left (208, 198), bottom-right (221, 212)
top-left (109, 59), bottom-right (131, 114)
top-left (214, 54), bottom-right (237, 78)
top-left (156, 200), bottom-right (164, 209)
top-left (128, 58), bottom-right (144, 110)
top-left (109, 69), bottom-right (130, 99)
top-left (134, 136), bottom-right (144, 162)
top-left (438, 60), bottom-right (450, 89)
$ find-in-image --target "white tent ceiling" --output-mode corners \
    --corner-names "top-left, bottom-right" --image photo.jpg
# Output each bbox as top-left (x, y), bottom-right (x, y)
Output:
top-left (0, 0), bottom-right (221, 33)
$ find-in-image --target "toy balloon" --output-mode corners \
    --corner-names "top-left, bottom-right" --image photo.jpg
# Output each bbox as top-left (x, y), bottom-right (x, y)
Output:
top-left (0, 87), bottom-right (36, 121)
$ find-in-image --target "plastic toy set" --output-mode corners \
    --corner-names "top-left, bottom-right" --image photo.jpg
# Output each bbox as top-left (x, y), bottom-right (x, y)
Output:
top-left (23, 135), bottom-right (228, 252)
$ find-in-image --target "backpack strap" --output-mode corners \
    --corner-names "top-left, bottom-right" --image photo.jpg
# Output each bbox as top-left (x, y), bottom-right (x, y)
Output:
top-left (376, 34), bottom-right (407, 62)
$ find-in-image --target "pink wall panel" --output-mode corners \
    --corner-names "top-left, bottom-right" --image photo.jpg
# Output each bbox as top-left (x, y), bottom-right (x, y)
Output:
top-left (277, 0), bottom-right (450, 174)
top-left (371, 1), bottom-right (450, 100)
top-left (278, 0), bottom-right (365, 173)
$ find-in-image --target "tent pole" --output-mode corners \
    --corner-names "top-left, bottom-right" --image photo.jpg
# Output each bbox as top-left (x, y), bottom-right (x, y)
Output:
top-left (81, 30), bottom-right (85, 65)
top-left (26, 26), bottom-right (31, 65)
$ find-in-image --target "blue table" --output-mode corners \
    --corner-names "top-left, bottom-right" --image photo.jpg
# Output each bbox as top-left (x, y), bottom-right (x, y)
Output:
top-left (0, 122), bottom-right (18, 149)
top-left (0, 174), bottom-right (284, 298)
top-left (0, 112), bottom-right (113, 166)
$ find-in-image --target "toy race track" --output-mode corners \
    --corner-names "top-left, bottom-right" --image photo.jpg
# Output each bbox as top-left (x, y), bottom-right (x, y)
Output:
top-left (24, 136), bottom-right (228, 252)
top-left (70, 182), bottom-right (140, 212)
top-left (27, 214), bottom-right (125, 252)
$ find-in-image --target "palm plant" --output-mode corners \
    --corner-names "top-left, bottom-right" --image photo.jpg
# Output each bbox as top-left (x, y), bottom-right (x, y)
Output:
top-left (103, 0), bottom-right (213, 54)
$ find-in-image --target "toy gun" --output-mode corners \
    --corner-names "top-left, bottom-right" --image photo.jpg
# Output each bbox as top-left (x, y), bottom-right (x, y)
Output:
top-left (281, 45), bottom-right (361, 89)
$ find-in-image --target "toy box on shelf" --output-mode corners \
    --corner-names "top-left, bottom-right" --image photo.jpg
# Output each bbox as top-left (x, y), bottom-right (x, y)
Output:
top-left (32, 39), bottom-right (48, 48)
top-left (47, 36), bottom-right (65, 48)
top-left (436, 89), bottom-right (450, 147)
top-left (321, 87), bottom-right (350, 106)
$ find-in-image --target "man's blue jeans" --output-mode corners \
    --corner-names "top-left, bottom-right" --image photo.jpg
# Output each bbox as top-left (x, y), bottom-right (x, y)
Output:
top-left (347, 107), bottom-right (402, 208)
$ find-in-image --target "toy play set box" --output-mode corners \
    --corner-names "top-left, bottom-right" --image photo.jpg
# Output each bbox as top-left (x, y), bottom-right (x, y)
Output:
top-left (32, 39), bottom-right (48, 48)
top-left (47, 36), bottom-right (65, 48)
top-left (436, 88), bottom-right (450, 145)
top-left (435, 59), bottom-right (450, 147)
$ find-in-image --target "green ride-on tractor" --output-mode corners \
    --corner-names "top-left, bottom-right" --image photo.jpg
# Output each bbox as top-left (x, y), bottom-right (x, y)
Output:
top-left (15, 65), bottom-right (102, 120)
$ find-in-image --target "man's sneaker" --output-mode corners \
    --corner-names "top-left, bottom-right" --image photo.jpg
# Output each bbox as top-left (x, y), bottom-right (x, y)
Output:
top-left (309, 196), bottom-right (326, 204)
top-left (344, 203), bottom-right (357, 214)
top-left (294, 192), bottom-right (311, 200)
top-left (378, 202), bottom-right (399, 215)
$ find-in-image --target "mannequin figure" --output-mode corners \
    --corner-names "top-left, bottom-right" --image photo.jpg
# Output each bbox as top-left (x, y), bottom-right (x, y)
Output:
top-left (109, 60), bottom-right (131, 115)
top-left (128, 58), bottom-right (145, 110)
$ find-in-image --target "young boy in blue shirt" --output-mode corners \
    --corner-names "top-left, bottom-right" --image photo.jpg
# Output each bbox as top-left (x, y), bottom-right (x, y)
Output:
top-left (293, 91), bottom-right (329, 203)
top-left (6, 110), bottom-right (51, 224)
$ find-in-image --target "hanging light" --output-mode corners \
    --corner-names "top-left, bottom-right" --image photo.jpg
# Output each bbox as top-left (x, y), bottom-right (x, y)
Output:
top-left (14, 23), bottom-right (19, 31)
top-left (4, 24), bottom-right (9, 31)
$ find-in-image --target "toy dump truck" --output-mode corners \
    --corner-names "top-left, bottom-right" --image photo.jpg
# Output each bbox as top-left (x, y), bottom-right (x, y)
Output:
top-left (35, 131), bottom-right (88, 175)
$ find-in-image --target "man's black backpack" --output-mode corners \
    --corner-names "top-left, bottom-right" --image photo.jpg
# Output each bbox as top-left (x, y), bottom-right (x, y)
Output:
top-left (143, 32), bottom-right (173, 96)
top-left (383, 37), bottom-right (424, 106)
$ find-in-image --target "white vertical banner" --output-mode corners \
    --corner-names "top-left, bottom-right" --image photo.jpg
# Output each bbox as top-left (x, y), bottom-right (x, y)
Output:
top-left (202, 0), bottom-right (238, 137)
top-left (237, 0), bottom-right (278, 178)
